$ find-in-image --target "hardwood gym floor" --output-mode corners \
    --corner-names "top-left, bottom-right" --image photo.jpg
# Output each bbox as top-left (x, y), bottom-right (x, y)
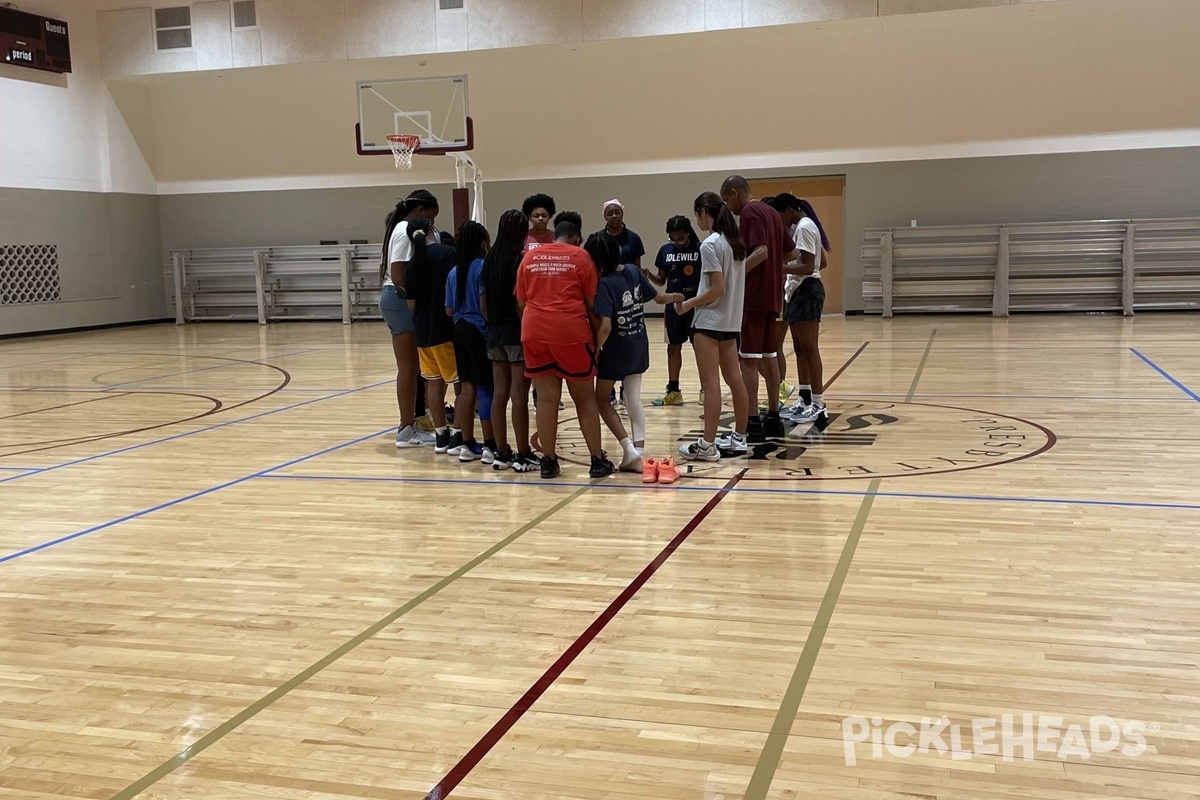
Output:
top-left (1, 315), bottom-right (1197, 799)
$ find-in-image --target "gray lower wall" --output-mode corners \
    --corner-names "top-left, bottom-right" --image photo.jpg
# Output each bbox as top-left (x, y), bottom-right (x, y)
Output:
top-left (0, 189), bottom-right (165, 336)
top-left (158, 145), bottom-right (1200, 312)
top-left (8, 145), bottom-right (1196, 336)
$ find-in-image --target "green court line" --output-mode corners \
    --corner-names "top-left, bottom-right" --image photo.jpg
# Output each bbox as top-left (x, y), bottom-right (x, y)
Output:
top-left (743, 328), bottom-right (935, 799)
top-left (109, 486), bottom-right (591, 800)
top-left (907, 328), bottom-right (937, 402)
top-left (740, 478), bottom-right (880, 799)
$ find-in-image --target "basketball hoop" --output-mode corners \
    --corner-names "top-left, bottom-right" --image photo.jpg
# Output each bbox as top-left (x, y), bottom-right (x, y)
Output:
top-left (386, 134), bottom-right (422, 170)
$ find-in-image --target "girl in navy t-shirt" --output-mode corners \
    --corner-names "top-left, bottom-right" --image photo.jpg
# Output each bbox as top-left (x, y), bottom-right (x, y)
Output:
top-left (585, 234), bottom-right (683, 470)
top-left (647, 215), bottom-right (702, 406)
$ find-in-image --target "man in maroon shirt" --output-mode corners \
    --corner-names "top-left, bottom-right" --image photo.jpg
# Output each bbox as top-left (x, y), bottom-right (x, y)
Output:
top-left (720, 175), bottom-right (799, 441)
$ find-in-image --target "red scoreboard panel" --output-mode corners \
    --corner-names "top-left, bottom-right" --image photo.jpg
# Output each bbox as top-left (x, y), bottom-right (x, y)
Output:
top-left (0, 6), bottom-right (72, 74)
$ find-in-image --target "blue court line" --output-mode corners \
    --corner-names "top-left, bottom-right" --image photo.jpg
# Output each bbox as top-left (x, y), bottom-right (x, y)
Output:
top-left (828, 345), bottom-right (1180, 352)
top-left (0, 380), bottom-right (391, 486)
top-left (857, 393), bottom-right (1184, 402)
top-left (0, 427), bottom-right (394, 565)
top-left (255, 472), bottom-right (1200, 512)
top-left (1131, 348), bottom-right (1200, 404)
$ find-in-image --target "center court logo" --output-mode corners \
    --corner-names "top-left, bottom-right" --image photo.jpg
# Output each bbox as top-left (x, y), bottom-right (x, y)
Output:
top-left (551, 399), bottom-right (1054, 480)
top-left (842, 714), bottom-right (1155, 765)
top-left (675, 399), bottom-right (1056, 481)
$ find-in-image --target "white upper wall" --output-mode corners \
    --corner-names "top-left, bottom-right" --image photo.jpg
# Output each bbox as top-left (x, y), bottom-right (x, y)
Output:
top-left (97, 0), bottom-right (1061, 76)
top-left (125, 0), bottom-right (1200, 193)
top-left (0, 0), bottom-right (156, 192)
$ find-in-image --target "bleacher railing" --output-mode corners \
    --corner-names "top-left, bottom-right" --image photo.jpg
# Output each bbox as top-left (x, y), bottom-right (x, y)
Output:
top-left (861, 218), bottom-right (1200, 316)
top-left (165, 244), bottom-right (384, 324)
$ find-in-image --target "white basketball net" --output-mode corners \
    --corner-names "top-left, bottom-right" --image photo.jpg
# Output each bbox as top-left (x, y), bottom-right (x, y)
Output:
top-left (386, 135), bottom-right (422, 170)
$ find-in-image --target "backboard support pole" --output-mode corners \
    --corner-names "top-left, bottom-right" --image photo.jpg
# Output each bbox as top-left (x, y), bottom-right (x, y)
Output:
top-left (452, 188), bottom-right (470, 235)
top-left (449, 152), bottom-right (485, 228)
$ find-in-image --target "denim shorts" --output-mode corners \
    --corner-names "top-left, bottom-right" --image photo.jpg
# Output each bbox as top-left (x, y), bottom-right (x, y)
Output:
top-left (378, 284), bottom-right (414, 336)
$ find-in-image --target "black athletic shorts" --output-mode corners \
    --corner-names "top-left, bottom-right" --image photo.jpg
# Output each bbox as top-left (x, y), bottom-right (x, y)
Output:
top-left (452, 320), bottom-right (494, 388)
top-left (785, 278), bottom-right (826, 324)
top-left (694, 328), bottom-right (739, 342)
top-left (665, 305), bottom-right (695, 345)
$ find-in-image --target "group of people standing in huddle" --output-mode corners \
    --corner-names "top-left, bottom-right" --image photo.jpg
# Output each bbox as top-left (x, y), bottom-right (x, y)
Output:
top-left (377, 175), bottom-right (831, 480)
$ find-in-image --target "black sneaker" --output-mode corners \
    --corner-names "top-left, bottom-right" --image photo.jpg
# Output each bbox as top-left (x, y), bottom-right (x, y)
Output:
top-left (589, 454), bottom-right (615, 479)
top-left (746, 418), bottom-right (766, 443)
top-left (434, 428), bottom-right (451, 454)
top-left (492, 448), bottom-right (514, 471)
top-left (540, 455), bottom-right (560, 479)
top-left (446, 430), bottom-right (463, 456)
top-left (512, 452), bottom-right (537, 473)
top-left (763, 412), bottom-right (785, 438)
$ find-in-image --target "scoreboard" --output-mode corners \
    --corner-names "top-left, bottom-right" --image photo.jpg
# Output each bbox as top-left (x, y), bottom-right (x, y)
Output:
top-left (0, 6), bottom-right (72, 74)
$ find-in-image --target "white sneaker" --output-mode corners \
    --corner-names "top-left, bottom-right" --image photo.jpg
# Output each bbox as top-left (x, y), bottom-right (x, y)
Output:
top-left (395, 425), bottom-right (426, 448)
top-left (482, 447), bottom-right (495, 466)
top-left (781, 401), bottom-right (809, 421)
top-left (678, 439), bottom-right (720, 462)
top-left (793, 403), bottom-right (826, 424)
top-left (618, 450), bottom-right (644, 473)
top-left (715, 431), bottom-right (748, 454)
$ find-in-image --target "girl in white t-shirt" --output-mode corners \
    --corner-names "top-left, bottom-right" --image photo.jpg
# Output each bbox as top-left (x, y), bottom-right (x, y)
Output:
top-left (768, 193), bottom-right (831, 427)
top-left (379, 189), bottom-right (440, 448)
top-left (676, 192), bottom-right (751, 462)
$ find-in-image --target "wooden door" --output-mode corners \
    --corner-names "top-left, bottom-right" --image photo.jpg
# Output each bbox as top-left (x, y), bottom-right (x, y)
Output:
top-left (748, 176), bottom-right (845, 313)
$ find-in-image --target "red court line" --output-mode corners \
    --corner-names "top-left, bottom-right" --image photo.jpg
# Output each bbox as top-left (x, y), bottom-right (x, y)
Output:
top-left (423, 469), bottom-right (746, 800)
top-left (823, 340), bottom-right (869, 388)
top-left (0, 392), bottom-right (130, 421)
top-left (0, 354), bottom-right (292, 456)
top-left (1, 391), bottom-right (225, 452)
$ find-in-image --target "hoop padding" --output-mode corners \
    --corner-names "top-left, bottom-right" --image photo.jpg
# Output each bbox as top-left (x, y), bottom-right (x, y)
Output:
top-left (386, 134), bottom-right (422, 170)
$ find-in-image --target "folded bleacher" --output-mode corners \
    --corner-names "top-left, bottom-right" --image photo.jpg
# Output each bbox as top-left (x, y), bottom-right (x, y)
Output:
top-left (862, 218), bottom-right (1200, 316)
